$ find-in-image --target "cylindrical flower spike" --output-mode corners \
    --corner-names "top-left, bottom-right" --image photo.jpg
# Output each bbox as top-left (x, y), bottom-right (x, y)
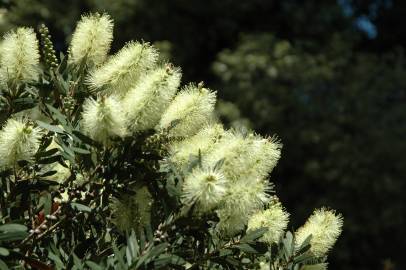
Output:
top-left (168, 124), bottom-right (225, 170)
top-left (204, 131), bottom-right (282, 183)
top-left (295, 208), bottom-right (343, 257)
top-left (69, 13), bottom-right (113, 67)
top-left (247, 199), bottom-right (290, 244)
top-left (124, 64), bottom-right (181, 132)
top-left (215, 178), bottom-right (273, 236)
top-left (0, 119), bottom-right (42, 169)
top-left (0, 27), bottom-right (40, 85)
top-left (221, 178), bottom-right (273, 217)
top-left (81, 95), bottom-right (127, 145)
top-left (87, 41), bottom-right (158, 95)
top-left (182, 167), bottom-right (227, 212)
top-left (158, 83), bottom-right (216, 137)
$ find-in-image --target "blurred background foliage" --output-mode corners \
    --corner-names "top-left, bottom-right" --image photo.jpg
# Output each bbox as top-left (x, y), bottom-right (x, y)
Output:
top-left (0, 0), bottom-right (405, 269)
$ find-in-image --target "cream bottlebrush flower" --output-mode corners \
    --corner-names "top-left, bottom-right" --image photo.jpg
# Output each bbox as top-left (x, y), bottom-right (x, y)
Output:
top-left (205, 131), bottom-right (281, 182)
top-left (204, 131), bottom-right (247, 182)
top-left (87, 41), bottom-right (158, 95)
top-left (247, 200), bottom-right (290, 244)
top-left (0, 27), bottom-right (40, 84)
top-left (81, 95), bottom-right (127, 145)
top-left (158, 84), bottom-right (217, 137)
top-left (124, 65), bottom-right (181, 132)
top-left (0, 119), bottom-right (42, 169)
top-left (215, 179), bottom-right (273, 236)
top-left (168, 124), bottom-right (225, 169)
top-left (221, 178), bottom-right (273, 218)
top-left (249, 135), bottom-right (282, 178)
top-left (182, 168), bottom-right (227, 212)
top-left (295, 208), bottom-right (343, 257)
top-left (69, 13), bottom-right (113, 66)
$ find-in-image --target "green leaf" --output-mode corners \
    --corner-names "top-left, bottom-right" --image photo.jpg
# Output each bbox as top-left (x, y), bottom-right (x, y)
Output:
top-left (71, 203), bottom-right (91, 213)
top-left (39, 170), bottom-right (57, 178)
top-left (218, 249), bottom-right (233, 257)
top-left (126, 232), bottom-right (138, 265)
top-left (225, 256), bottom-right (240, 267)
top-left (0, 231), bottom-right (29, 241)
top-left (72, 147), bottom-right (91, 154)
top-left (48, 251), bottom-right (65, 269)
top-left (241, 227), bottom-right (268, 243)
top-left (0, 259), bottom-right (8, 270)
top-left (45, 104), bottom-right (68, 125)
top-left (112, 243), bottom-right (126, 269)
top-left (58, 52), bottom-right (68, 73)
top-left (0, 224), bottom-right (27, 232)
top-left (37, 155), bottom-right (63, 165)
top-left (234, 243), bottom-right (259, 254)
top-left (85, 261), bottom-right (103, 270)
top-left (36, 148), bottom-right (59, 158)
top-left (293, 252), bottom-right (313, 264)
top-left (146, 243), bottom-right (168, 260)
top-left (59, 141), bottom-right (75, 158)
top-left (72, 253), bottom-right (84, 270)
top-left (36, 120), bottom-right (64, 134)
top-left (283, 231), bottom-right (294, 258)
top-left (297, 234), bottom-right (312, 254)
top-left (72, 130), bottom-right (99, 147)
top-left (0, 247), bottom-right (9, 257)
top-left (134, 243), bottom-right (168, 269)
top-left (154, 254), bottom-right (186, 268)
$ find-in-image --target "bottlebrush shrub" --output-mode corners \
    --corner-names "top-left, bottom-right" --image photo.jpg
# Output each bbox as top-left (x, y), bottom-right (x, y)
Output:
top-left (0, 13), bottom-right (343, 270)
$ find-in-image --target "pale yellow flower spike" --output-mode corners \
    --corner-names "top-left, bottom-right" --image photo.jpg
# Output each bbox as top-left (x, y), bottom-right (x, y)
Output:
top-left (81, 95), bottom-right (127, 145)
top-left (204, 131), bottom-right (282, 183)
top-left (0, 119), bottom-right (42, 169)
top-left (168, 123), bottom-right (225, 170)
top-left (0, 27), bottom-right (40, 85)
top-left (124, 64), bottom-right (181, 132)
top-left (247, 200), bottom-right (290, 244)
top-left (215, 178), bottom-right (273, 236)
top-left (158, 83), bottom-right (217, 138)
top-left (87, 41), bottom-right (158, 96)
top-left (295, 208), bottom-right (343, 257)
top-left (182, 167), bottom-right (227, 213)
top-left (70, 13), bottom-right (114, 67)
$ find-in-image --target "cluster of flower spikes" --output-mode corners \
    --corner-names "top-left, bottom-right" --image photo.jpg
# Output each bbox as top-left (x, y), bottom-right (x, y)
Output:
top-left (0, 25), bottom-right (43, 169)
top-left (0, 12), bottom-right (344, 262)
top-left (71, 14), bottom-right (214, 144)
top-left (68, 14), bottom-right (288, 239)
top-left (0, 27), bottom-right (40, 86)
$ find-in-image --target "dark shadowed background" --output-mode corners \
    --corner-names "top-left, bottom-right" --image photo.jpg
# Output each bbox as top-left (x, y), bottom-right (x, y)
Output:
top-left (0, 0), bottom-right (404, 269)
